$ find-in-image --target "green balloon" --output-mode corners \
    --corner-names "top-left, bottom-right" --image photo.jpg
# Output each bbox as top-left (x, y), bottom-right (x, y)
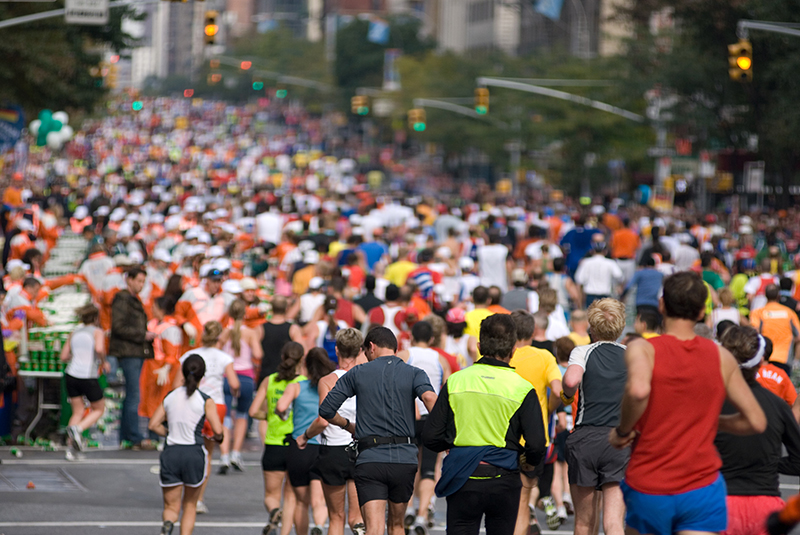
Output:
top-left (38, 109), bottom-right (52, 122)
top-left (37, 130), bottom-right (47, 146)
top-left (50, 119), bottom-right (62, 131)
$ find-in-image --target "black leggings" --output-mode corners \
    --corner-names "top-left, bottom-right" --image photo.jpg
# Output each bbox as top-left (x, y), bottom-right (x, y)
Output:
top-left (446, 474), bottom-right (521, 535)
top-left (538, 462), bottom-right (554, 497)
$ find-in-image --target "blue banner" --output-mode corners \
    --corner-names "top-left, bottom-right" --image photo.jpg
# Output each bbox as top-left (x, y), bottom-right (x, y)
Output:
top-left (535, 0), bottom-right (564, 20)
top-left (368, 19), bottom-right (390, 45)
top-left (0, 104), bottom-right (24, 154)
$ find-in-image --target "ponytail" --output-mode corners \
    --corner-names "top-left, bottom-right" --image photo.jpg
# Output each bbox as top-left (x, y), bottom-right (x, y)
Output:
top-left (182, 354), bottom-right (206, 397)
top-left (228, 300), bottom-right (246, 357)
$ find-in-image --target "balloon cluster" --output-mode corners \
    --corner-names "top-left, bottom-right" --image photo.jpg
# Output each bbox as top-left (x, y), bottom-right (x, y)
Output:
top-left (29, 110), bottom-right (74, 150)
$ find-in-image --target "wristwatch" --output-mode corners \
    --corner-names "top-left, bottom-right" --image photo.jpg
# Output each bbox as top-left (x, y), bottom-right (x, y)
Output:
top-left (339, 418), bottom-right (350, 430)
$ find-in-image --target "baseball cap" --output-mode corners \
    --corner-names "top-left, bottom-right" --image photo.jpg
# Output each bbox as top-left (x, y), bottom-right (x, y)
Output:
top-left (511, 268), bottom-right (528, 284)
top-left (152, 249), bottom-right (171, 263)
top-left (308, 277), bottom-right (325, 290)
top-left (239, 277), bottom-right (258, 291)
top-left (445, 307), bottom-right (466, 323)
top-left (222, 279), bottom-right (242, 294)
top-left (204, 267), bottom-right (224, 280)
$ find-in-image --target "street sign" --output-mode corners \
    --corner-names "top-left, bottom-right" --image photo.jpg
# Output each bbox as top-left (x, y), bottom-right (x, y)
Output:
top-left (65, 0), bottom-right (108, 25)
top-left (0, 104), bottom-right (24, 153)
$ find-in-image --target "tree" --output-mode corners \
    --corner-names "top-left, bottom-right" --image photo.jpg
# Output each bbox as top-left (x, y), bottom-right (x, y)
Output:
top-left (0, 1), bottom-right (142, 117)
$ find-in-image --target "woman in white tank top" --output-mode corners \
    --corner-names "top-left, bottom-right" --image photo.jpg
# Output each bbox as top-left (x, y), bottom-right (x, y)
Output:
top-left (60, 304), bottom-right (109, 453)
top-left (295, 328), bottom-right (367, 535)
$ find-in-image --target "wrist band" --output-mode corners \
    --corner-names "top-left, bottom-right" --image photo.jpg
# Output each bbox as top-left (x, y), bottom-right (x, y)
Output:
top-left (560, 390), bottom-right (575, 405)
top-left (303, 431), bottom-right (310, 441)
top-left (340, 418), bottom-right (350, 430)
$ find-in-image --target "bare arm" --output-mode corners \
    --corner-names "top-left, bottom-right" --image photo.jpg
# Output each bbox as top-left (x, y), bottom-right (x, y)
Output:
top-left (297, 373), bottom-right (337, 448)
top-left (610, 339), bottom-right (654, 449)
top-left (289, 324), bottom-right (303, 342)
top-left (148, 403), bottom-right (167, 436)
top-left (353, 304), bottom-right (367, 326)
top-left (562, 364), bottom-right (585, 399)
top-left (439, 356), bottom-right (452, 384)
top-left (467, 336), bottom-right (478, 362)
top-left (276, 382), bottom-right (300, 417)
top-left (204, 397), bottom-right (224, 441)
top-left (224, 363), bottom-right (240, 394)
top-left (718, 345), bottom-right (767, 435)
top-left (249, 376), bottom-right (270, 420)
top-left (421, 390), bottom-right (437, 413)
top-left (548, 379), bottom-right (563, 413)
top-left (60, 337), bottom-right (71, 362)
top-left (248, 328), bottom-right (263, 361)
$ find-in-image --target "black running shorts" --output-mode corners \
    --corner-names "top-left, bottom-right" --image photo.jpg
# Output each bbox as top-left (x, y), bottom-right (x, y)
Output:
top-left (160, 445), bottom-right (207, 488)
top-left (566, 425), bottom-right (630, 488)
top-left (64, 374), bottom-right (103, 403)
top-left (354, 462), bottom-right (417, 507)
top-left (316, 445), bottom-right (355, 486)
top-left (261, 444), bottom-right (289, 472)
top-left (286, 437), bottom-right (320, 487)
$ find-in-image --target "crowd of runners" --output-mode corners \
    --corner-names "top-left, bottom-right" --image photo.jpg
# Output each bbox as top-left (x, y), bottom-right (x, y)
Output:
top-left (3, 96), bottom-right (800, 535)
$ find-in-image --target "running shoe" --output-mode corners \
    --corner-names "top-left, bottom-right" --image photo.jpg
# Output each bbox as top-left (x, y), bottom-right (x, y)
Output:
top-left (404, 510), bottom-right (415, 529)
top-left (196, 500), bottom-right (209, 514)
top-left (352, 522), bottom-right (366, 535)
top-left (529, 521), bottom-right (542, 535)
top-left (411, 521), bottom-right (427, 535)
top-left (426, 505), bottom-right (435, 528)
top-left (556, 505), bottom-right (568, 524)
top-left (542, 496), bottom-right (561, 529)
top-left (160, 520), bottom-right (174, 535)
top-left (528, 503), bottom-right (536, 524)
top-left (563, 494), bottom-right (574, 515)
top-left (310, 525), bottom-right (323, 535)
top-left (65, 450), bottom-right (76, 462)
top-left (230, 454), bottom-right (245, 472)
top-left (67, 425), bottom-right (84, 451)
top-left (218, 461), bottom-right (230, 475)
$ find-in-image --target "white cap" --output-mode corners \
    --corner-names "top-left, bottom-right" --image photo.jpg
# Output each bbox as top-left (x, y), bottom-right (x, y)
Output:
top-left (116, 223), bottom-right (134, 239)
top-left (109, 208), bottom-right (127, 222)
top-left (73, 206), bottom-right (89, 220)
top-left (6, 259), bottom-right (30, 272)
top-left (304, 250), bottom-right (320, 264)
top-left (212, 258), bottom-right (232, 273)
top-left (222, 279), bottom-right (242, 294)
top-left (240, 277), bottom-right (258, 291)
top-left (740, 225), bottom-right (753, 235)
top-left (165, 215), bottom-right (181, 231)
top-left (308, 277), bottom-right (324, 290)
top-left (150, 213), bottom-right (165, 224)
top-left (459, 257), bottom-right (475, 271)
top-left (185, 227), bottom-right (201, 240)
top-left (152, 249), bottom-right (171, 263)
top-left (215, 208), bottom-right (229, 219)
top-left (207, 245), bottom-right (225, 258)
top-left (128, 250), bottom-right (144, 264)
top-left (94, 206), bottom-right (110, 217)
top-left (186, 244), bottom-right (207, 257)
top-left (114, 254), bottom-right (134, 266)
top-left (197, 232), bottom-right (212, 244)
top-left (198, 263), bottom-right (214, 277)
top-left (298, 240), bottom-right (315, 253)
top-left (167, 205), bottom-right (181, 215)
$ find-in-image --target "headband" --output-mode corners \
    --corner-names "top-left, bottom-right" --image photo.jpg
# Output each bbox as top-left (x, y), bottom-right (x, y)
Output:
top-left (740, 335), bottom-right (766, 369)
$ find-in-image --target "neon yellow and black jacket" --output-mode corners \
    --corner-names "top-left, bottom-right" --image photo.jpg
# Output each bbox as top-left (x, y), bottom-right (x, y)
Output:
top-left (422, 357), bottom-right (546, 495)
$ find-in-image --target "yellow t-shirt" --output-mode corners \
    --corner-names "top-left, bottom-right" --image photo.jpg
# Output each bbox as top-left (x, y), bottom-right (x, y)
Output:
top-left (464, 308), bottom-right (495, 339)
top-left (384, 260), bottom-right (418, 287)
top-left (328, 241), bottom-right (348, 259)
top-left (568, 332), bottom-right (591, 347)
top-left (510, 346), bottom-right (562, 445)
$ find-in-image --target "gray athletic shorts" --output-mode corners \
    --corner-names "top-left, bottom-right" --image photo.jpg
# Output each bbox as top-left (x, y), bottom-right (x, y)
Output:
top-left (565, 426), bottom-right (630, 488)
top-left (160, 445), bottom-right (208, 488)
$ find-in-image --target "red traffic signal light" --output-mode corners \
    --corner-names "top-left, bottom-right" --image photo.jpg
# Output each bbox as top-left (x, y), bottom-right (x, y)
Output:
top-left (240, 61), bottom-right (252, 70)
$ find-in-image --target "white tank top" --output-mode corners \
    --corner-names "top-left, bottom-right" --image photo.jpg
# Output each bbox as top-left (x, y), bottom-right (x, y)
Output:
top-left (407, 347), bottom-right (443, 416)
top-left (163, 386), bottom-right (209, 446)
top-left (66, 325), bottom-right (99, 379)
top-left (321, 369), bottom-right (357, 446)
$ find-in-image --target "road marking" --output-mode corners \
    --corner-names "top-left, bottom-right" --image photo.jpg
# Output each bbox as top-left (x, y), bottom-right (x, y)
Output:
top-left (0, 459), bottom-right (260, 466)
top-left (0, 522), bottom-right (562, 533)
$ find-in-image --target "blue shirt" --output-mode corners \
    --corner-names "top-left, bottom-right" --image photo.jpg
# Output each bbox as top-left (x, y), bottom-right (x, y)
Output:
top-left (560, 227), bottom-right (602, 275)
top-left (625, 268), bottom-right (664, 308)
top-left (358, 242), bottom-right (388, 272)
top-left (292, 379), bottom-right (321, 445)
top-left (319, 355), bottom-right (434, 465)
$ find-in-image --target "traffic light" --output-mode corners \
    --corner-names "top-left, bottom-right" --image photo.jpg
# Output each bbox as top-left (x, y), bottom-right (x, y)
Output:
top-left (208, 73), bottom-right (222, 84)
top-left (275, 88), bottom-right (287, 99)
top-left (351, 95), bottom-right (369, 116)
top-left (408, 108), bottom-right (426, 132)
top-left (475, 87), bottom-right (489, 114)
top-left (240, 61), bottom-right (252, 70)
top-left (252, 80), bottom-right (264, 91)
top-left (728, 39), bottom-right (752, 82)
top-left (204, 11), bottom-right (219, 45)
top-left (106, 63), bottom-right (118, 88)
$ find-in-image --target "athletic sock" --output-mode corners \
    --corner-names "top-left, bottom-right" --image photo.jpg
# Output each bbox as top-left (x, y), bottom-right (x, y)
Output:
top-left (220, 453), bottom-right (230, 464)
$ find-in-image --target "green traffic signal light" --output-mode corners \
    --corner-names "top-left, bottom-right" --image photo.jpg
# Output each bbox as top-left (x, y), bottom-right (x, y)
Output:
top-left (357, 106), bottom-right (369, 116)
top-left (276, 89), bottom-right (287, 99)
top-left (413, 122), bottom-right (426, 132)
top-left (132, 101), bottom-right (143, 111)
top-left (475, 105), bottom-right (487, 115)
top-left (253, 81), bottom-right (264, 90)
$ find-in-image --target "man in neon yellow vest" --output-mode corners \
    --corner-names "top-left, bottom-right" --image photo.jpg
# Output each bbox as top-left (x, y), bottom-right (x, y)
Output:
top-left (422, 314), bottom-right (546, 535)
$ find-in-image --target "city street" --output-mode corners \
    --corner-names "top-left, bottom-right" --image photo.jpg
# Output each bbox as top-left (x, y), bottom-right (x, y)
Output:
top-left (3, 442), bottom-right (800, 535)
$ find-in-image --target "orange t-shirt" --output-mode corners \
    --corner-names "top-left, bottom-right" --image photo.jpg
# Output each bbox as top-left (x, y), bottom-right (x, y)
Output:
top-left (750, 302), bottom-right (800, 364)
top-left (3, 187), bottom-right (22, 207)
top-left (756, 362), bottom-right (798, 406)
top-left (610, 228), bottom-right (640, 260)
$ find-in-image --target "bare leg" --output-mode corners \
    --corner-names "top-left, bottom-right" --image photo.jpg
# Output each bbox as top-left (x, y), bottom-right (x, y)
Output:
top-left (514, 473), bottom-right (536, 535)
top-left (322, 483), bottom-right (347, 535)
top-left (346, 480), bottom-right (364, 529)
top-left (388, 501), bottom-right (409, 535)
top-left (280, 476), bottom-right (297, 535)
top-left (162, 485), bottom-right (183, 523)
top-left (78, 399), bottom-right (105, 431)
top-left (180, 484), bottom-right (203, 535)
top-left (601, 483), bottom-right (626, 535)
top-left (293, 485), bottom-right (311, 535)
top-left (197, 438), bottom-right (215, 503)
top-left (362, 500), bottom-right (388, 535)
top-left (264, 471), bottom-right (285, 512)
top-left (311, 479), bottom-right (329, 527)
top-left (68, 397), bottom-right (85, 427)
top-left (552, 461), bottom-right (564, 510)
top-left (232, 416), bottom-right (248, 454)
top-left (571, 485), bottom-right (599, 535)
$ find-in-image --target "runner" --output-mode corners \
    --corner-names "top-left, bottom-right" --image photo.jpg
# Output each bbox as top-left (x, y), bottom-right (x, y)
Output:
top-left (715, 326), bottom-right (800, 535)
top-left (561, 298), bottom-right (628, 535)
top-left (219, 299), bottom-right (264, 474)
top-left (611, 272), bottom-right (767, 535)
top-left (176, 321), bottom-right (240, 515)
top-left (296, 329), bottom-right (367, 535)
top-left (277, 347), bottom-right (334, 535)
top-left (249, 341), bottom-right (305, 535)
top-left (422, 313), bottom-right (546, 535)
top-left (319, 326), bottom-right (437, 535)
top-left (60, 304), bottom-right (108, 453)
top-left (148, 354), bottom-right (225, 535)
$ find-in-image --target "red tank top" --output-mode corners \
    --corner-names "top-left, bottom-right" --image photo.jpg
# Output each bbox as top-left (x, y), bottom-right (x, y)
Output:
top-left (625, 335), bottom-right (726, 494)
top-left (335, 299), bottom-right (355, 327)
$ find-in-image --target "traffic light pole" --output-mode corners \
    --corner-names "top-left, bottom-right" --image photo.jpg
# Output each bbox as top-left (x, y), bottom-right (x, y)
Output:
top-left (215, 55), bottom-right (332, 92)
top-left (412, 98), bottom-right (508, 128)
top-left (476, 77), bottom-right (644, 123)
top-left (0, 0), bottom-right (160, 30)
top-left (737, 20), bottom-right (800, 40)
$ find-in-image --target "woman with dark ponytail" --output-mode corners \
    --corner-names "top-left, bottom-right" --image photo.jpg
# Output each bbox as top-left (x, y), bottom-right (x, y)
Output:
top-left (148, 355), bottom-right (224, 535)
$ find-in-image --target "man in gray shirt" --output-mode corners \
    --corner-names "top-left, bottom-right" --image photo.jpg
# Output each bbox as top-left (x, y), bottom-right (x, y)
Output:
top-left (320, 326), bottom-right (437, 535)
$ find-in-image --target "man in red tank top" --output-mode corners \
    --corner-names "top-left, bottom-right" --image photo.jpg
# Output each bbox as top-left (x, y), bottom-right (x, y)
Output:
top-left (610, 272), bottom-right (766, 535)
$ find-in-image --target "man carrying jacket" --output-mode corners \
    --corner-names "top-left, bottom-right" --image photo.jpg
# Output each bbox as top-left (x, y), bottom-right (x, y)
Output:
top-left (109, 267), bottom-right (154, 449)
top-left (423, 313), bottom-right (546, 535)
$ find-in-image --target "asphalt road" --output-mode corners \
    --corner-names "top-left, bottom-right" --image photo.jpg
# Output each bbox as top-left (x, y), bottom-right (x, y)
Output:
top-left (2, 441), bottom-right (800, 535)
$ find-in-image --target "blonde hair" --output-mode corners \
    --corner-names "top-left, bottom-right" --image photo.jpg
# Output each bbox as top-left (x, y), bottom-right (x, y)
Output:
top-left (202, 321), bottom-right (223, 347)
top-left (538, 288), bottom-right (558, 315)
top-left (719, 287), bottom-right (734, 307)
top-left (587, 298), bottom-right (626, 342)
top-left (228, 300), bottom-right (246, 357)
top-left (423, 314), bottom-right (446, 348)
top-left (335, 328), bottom-right (364, 360)
top-left (571, 309), bottom-right (588, 323)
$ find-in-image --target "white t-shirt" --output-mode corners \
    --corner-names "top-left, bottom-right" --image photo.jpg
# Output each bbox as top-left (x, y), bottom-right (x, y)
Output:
top-left (574, 255), bottom-right (624, 295)
top-left (179, 347), bottom-right (234, 404)
top-left (525, 241), bottom-right (563, 260)
top-left (163, 386), bottom-right (208, 446)
top-left (477, 244), bottom-right (509, 291)
top-left (65, 325), bottom-right (99, 379)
